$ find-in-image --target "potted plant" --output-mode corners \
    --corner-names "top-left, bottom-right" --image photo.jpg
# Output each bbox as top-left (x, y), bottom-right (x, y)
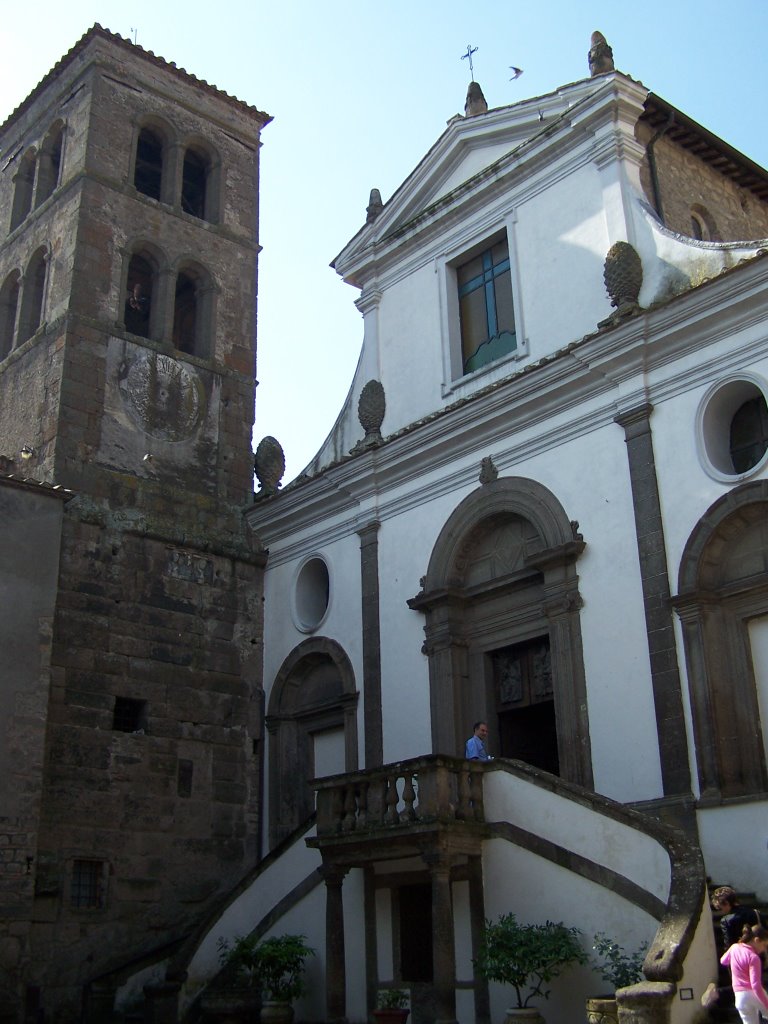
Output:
top-left (217, 933), bottom-right (315, 1024)
top-left (475, 913), bottom-right (587, 1024)
top-left (587, 933), bottom-right (648, 1024)
top-left (373, 988), bottom-right (410, 1024)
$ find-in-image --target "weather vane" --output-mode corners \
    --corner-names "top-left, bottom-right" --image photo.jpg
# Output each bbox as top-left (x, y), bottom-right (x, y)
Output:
top-left (461, 44), bottom-right (478, 81)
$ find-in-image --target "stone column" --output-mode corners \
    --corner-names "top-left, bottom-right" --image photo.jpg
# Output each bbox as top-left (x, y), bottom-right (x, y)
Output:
top-left (358, 521), bottom-right (383, 767)
top-left (615, 404), bottom-right (692, 799)
top-left (322, 863), bottom-right (349, 1024)
top-left (468, 855), bottom-right (491, 1024)
top-left (424, 851), bottom-right (458, 1024)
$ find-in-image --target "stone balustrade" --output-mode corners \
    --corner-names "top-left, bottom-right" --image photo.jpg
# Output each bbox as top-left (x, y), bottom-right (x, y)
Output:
top-left (313, 754), bottom-right (486, 837)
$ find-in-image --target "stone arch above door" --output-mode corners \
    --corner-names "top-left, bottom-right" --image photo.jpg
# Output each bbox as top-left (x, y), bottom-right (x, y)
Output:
top-left (409, 477), bottom-right (593, 787)
top-left (675, 481), bottom-right (768, 801)
top-left (266, 637), bottom-right (358, 847)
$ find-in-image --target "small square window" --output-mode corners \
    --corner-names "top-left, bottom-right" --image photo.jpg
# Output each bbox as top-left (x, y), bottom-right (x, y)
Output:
top-left (71, 859), bottom-right (105, 909)
top-left (177, 759), bottom-right (194, 798)
top-left (457, 238), bottom-right (517, 374)
top-left (113, 697), bottom-right (148, 733)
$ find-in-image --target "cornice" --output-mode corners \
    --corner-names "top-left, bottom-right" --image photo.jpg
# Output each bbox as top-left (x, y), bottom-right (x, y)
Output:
top-left (247, 253), bottom-right (768, 560)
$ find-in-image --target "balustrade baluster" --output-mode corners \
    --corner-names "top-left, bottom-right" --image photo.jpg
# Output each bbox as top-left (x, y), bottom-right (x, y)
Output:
top-left (330, 784), bottom-right (344, 833)
top-left (356, 781), bottom-right (368, 829)
top-left (384, 773), bottom-right (400, 824)
top-left (400, 774), bottom-right (417, 821)
top-left (456, 767), bottom-right (471, 820)
top-left (342, 784), bottom-right (357, 832)
top-left (469, 767), bottom-right (484, 821)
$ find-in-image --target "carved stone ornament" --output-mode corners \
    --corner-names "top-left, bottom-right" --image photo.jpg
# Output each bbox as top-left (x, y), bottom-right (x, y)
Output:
top-left (479, 456), bottom-right (499, 485)
top-left (465, 81), bottom-right (488, 117)
top-left (366, 188), bottom-right (384, 224)
top-left (118, 351), bottom-right (204, 442)
top-left (603, 241), bottom-right (643, 317)
top-left (588, 31), bottom-right (614, 76)
top-left (351, 379), bottom-right (386, 453)
top-left (254, 435), bottom-right (285, 496)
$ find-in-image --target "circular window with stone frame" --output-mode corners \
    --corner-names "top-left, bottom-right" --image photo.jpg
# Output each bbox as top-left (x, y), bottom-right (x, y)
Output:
top-left (292, 555), bottom-right (331, 633)
top-left (697, 374), bottom-right (768, 482)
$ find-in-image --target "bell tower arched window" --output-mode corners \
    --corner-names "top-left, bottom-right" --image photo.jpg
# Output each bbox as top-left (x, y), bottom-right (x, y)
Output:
top-left (36, 122), bottom-right (64, 207)
top-left (173, 263), bottom-right (214, 358)
top-left (124, 251), bottom-right (157, 340)
top-left (133, 127), bottom-right (165, 201)
top-left (181, 148), bottom-right (208, 220)
top-left (10, 149), bottom-right (36, 232)
top-left (0, 271), bottom-right (21, 359)
top-left (18, 249), bottom-right (47, 343)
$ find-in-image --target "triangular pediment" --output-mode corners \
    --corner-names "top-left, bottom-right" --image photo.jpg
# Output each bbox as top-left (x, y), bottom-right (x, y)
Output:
top-left (334, 76), bottom-right (609, 277)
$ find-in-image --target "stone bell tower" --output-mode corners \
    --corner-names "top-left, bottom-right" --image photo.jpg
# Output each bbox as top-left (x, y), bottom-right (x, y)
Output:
top-left (0, 27), bottom-right (270, 1021)
top-left (0, 24), bottom-right (269, 501)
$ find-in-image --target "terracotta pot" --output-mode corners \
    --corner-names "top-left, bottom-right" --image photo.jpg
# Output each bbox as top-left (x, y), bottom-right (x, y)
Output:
top-left (260, 1001), bottom-right (294, 1024)
top-left (372, 1010), bottom-right (410, 1024)
top-left (503, 1007), bottom-right (546, 1024)
top-left (586, 995), bottom-right (618, 1024)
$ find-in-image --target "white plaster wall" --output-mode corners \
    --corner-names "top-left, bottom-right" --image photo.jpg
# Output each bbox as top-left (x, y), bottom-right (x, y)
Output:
top-left (697, 804), bottom-right (768, 895)
top-left (377, 263), bottom-right (445, 430)
top-left (483, 839), bottom-right (657, 1024)
top-left (515, 161), bottom-right (612, 354)
top-left (484, 772), bottom-right (670, 898)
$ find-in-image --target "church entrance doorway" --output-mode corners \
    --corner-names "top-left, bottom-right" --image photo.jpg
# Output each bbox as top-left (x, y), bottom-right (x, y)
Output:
top-left (493, 637), bottom-right (559, 774)
top-left (410, 476), bottom-right (593, 788)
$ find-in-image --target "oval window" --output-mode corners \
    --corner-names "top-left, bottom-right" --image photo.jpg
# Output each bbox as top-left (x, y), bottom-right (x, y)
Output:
top-left (293, 556), bottom-right (330, 632)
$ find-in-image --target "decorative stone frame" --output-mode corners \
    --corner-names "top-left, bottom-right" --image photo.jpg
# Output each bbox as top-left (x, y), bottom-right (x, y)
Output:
top-left (438, 215), bottom-right (528, 395)
top-left (674, 481), bottom-right (768, 803)
top-left (266, 637), bottom-right (359, 848)
top-left (696, 374), bottom-right (768, 483)
top-left (409, 476), bottom-right (593, 787)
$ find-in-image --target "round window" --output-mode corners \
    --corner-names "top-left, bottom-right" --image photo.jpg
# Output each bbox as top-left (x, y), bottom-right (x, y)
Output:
top-left (698, 376), bottom-right (768, 481)
top-left (293, 556), bottom-right (330, 632)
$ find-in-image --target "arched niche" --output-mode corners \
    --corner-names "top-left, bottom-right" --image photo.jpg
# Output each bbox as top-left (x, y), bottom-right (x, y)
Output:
top-left (409, 476), bottom-right (593, 787)
top-left (675, 481), bottom-right (768, 801)
top-left (266, 637), bottom-right (358, 848)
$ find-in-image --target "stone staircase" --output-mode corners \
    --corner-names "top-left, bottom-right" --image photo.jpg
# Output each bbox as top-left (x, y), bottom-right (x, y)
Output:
top-left (706, 883), bottom-right (768, 1022)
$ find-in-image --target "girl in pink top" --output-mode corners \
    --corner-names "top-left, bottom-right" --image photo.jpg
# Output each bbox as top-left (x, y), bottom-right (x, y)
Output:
top-left (721, 925), bottom-right (768, 1024)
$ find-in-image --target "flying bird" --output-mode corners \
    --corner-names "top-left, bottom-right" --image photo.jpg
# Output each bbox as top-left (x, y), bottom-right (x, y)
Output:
top-left (509, 66), bottom-right (523, 81)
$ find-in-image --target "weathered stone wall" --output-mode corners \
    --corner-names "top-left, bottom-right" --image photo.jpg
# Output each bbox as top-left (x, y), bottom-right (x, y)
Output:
top-left (636, 124), bottom-right (768, 241)
top-left (0, 480), bottom-right (69, 1022)
top-left (29, 494), bottom-right (264, 1019)
top-left (0, 28), bottom-right (269, 1022)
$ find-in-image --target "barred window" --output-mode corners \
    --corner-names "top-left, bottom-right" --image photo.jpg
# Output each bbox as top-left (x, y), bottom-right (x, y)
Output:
top-left (71, 860), bottom-right (105, 909)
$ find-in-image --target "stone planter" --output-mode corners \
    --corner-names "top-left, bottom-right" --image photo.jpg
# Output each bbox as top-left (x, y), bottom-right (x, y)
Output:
top-left (200, 985), bottom-right (260, 1024)
top-left (260, 1000), bottom-right (294, 1024)
top-left (503, 1007), bottom-right (546, 1024)
top-left (586, 995), bottom-right (619, 1024)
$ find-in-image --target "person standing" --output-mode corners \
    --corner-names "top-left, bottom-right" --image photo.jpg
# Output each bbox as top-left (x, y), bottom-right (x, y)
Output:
top-left (720, 925), bottom-right (768, 1024)
top-left (465, 721), bottom-right (492, 761)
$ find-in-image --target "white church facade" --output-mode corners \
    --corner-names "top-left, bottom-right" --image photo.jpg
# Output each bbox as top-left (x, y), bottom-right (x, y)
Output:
top-left (220, 36), bottom-right (768, 1024)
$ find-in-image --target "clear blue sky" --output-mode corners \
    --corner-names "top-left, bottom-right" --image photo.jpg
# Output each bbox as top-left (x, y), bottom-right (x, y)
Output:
top-left (3, 2), bottom-right (767, 482)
